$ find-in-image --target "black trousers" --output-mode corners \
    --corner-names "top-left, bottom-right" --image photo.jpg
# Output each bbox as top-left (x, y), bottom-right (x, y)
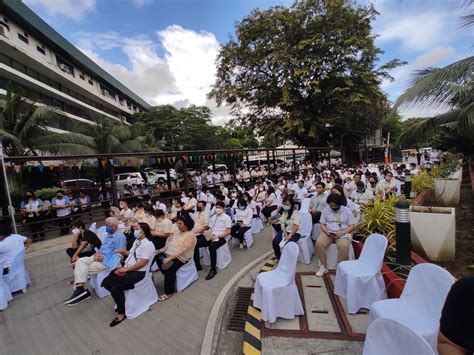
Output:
top-left (66, 247), bottom-right (95, 259)
top-left (151, 236), bottom-right (168, 251)
top-left (272, 231), bottom-right (301, 260)
top-left (26, 215), bottom-right (45, 240)
top-left (155, 254), bottom-right (185, 295)
top-left (261, 205), bottom-right (278, 219)
top-left (231, 225), bottom-right (251, 243)
top-left (58, 216), bottom-right (71, 236)
top-left (193, 235), bottom-right (226, 270)
top-left (310, 211), bottom-right (321, 224)
top-left (102, 270), bottom-right (145, 315)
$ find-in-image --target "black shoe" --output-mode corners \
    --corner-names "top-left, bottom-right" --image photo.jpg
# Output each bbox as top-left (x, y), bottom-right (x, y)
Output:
top-left (110, 315), bottom-right (126, 327)
top-left (195, 264), bottom-right (203, 271)
top-left (65, 288), bottom-right (90, 305)
top-left (205, 269), bottom-right (217, 280)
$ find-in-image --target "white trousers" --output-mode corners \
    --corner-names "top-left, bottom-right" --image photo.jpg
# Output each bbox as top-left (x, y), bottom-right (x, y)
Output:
top-left (74, 256), bottom-right (109, 285)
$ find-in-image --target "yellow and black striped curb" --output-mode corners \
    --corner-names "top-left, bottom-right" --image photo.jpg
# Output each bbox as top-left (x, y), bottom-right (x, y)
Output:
top-left (243, 257), bottom-right (277, 355)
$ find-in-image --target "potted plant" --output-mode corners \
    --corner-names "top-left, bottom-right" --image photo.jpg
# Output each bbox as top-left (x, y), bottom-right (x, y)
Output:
top-left (432, 154), bottom-right (462, 206)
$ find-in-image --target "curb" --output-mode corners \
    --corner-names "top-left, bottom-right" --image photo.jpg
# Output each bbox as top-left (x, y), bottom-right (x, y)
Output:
top-left (200, 250), bottom-right (273, 355)
top-left (243, 258), bottom-right (277, 355)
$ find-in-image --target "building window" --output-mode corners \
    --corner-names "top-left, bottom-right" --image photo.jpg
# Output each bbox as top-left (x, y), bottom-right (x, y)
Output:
top-left (18, 32), bottom-right (29, 44)
top-left (56, 56), bottom-right (75, 77)
top-left (36, 44), bottom-right (46, 55)
top-left (79, 72), bottom-right (85, 80)
top-left (88, 78), bottom-right (93, 85)
top-left (119, 97), bottom-right (124, 106)
top-left (0, 18), bottom-right (9, 32)
top-left (126, 102), bottom-right (132, 109)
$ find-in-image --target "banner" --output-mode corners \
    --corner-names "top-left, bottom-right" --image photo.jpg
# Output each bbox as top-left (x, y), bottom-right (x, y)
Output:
top-left (13, 164), bottom-right (21, 173)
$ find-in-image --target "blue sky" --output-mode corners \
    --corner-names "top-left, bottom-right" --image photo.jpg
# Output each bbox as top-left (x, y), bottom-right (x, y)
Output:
top-left (24, 0), bottom-right (473, 123)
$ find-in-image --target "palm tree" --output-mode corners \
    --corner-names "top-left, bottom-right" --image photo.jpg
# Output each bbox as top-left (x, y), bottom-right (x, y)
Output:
top-left (0, 86), bottom-right (92, 156)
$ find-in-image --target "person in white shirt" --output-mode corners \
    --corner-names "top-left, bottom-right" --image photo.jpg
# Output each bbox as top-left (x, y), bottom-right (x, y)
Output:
top-left (261, 186), bottom-right (278, 220)
top-left (376, 171), bottom-right (396, 199)
top-left (315, 194), bottom-right (356, 277)
top-left (20, 191), bottom-right (45, 242)
top-left (51, 190), bottom-right (71, 236)
top-left (103, 222), bottom-right (156, 327)
top-left (0, 225), bottom-right (31, 275)
top-left (293, 180), bottom-right (308, 203)
top-left (350, 181), bottom-right (374, 205)
top-left (231, 199), bottom-right (253, 249)
top-left (119, 200), bottom-right (134, 222)
top-left (202, 201), bottom-right (232, 280)
top-left (309, 182), bottom-right (328, 223)
top-left (183, 192), bottom-right (197, 213)
top-left (409, 163), bottom-right (419, 175)
top-left (204, 189), bottom-right (216, 207)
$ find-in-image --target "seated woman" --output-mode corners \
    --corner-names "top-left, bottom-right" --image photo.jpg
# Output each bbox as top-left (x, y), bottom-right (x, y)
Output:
top-left (102, 222), bottom-right (155, 327)
top-left (315, 193), bottom-right (356, 277)
top-left (231, 198), bottom-right (253, 249)
top-left (261, 186), bottom-right (278, 221)
top-left (155, 215), bottom-right (196, 301)
top-left (269, 196), bottom-right (301, 260)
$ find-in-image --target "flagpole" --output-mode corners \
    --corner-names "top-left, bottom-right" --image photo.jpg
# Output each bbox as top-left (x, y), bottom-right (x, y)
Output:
top-left (0, 140), bottom-right (17, 233)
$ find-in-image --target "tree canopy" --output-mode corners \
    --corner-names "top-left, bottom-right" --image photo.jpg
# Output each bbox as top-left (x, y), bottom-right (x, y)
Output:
top-left (209, 0), bottom-right (405, 148)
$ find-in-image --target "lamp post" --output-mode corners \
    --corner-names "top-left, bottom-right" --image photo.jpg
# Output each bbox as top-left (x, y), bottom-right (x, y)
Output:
top-left (395, 199), bottom-right (411, 265)
top-left (404, 169), bottom-right (411, 198)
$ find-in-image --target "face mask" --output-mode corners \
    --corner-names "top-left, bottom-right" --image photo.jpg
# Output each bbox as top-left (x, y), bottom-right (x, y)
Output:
top-left (72, 228), bottom-right (80, 237)
top-left (282, 205), bottom-right (290, 211)
top-left (239, 206), bottom-right (246, 210)
top-left (331, 207), bottom-right (340, 212)
top-left (105, 225), bottom-right (113, 233)
top-left (215, 207), bottom-right (224, 215)
top-left (231, 193), bottom-right (237, 198)
top-left (134, 229), bottom-right (141, 239)
top-left (182, 194), bottom-right (186, 198)
top-left (57, 195), bottom-right (63, 199)
top-left (259, 188), bottom-right (264, 192)
top-left (206, 192), bottom-right (210, 196)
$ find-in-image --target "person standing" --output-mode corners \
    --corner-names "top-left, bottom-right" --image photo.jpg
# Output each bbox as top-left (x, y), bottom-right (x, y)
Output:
top-left (20, 191), bottom-right (45, 242)
top-left (51, 190), bottom-right (71, 236)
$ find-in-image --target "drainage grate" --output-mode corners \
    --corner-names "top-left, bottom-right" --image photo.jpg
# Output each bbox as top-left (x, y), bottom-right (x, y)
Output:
top-left (228, 287), bottom-right (253, 331)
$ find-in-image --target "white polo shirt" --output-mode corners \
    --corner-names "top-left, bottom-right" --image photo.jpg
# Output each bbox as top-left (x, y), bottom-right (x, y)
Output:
top-left (209, 213), bottom-right (232, 236)
top-left (320, 206), bottom-right (354, 233)
top-left (124, 238), bottom-right (155, 271)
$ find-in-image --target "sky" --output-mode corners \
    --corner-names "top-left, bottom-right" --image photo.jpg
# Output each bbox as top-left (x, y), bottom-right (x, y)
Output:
top-left (23, 0), bottom-right (473, 124)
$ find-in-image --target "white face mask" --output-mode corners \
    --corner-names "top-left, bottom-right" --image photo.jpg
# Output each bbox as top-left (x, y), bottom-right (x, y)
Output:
top-left (239, 206), bottom-right (246, 210)
top-left (215, 207), bottom-right (224, 215)
top-left (134, 229), bottom-right (141, 239)
top-left (72, 228), bottom-right (80, 237)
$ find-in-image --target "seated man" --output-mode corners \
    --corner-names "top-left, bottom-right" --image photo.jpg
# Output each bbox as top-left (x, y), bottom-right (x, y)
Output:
top-left (315, 193), bottom-right (355, 277)
top-left (192, 201), bottom-right (209, 271)
top-left (349, 180), bottom-right (374, 205)
top-left (0, 224), bottom-right (32, 275)
top-left (200, 201), bottom-right (231, 280)
top-left (64, 217), bottom-right (126, 306)
top-left (67, 220), bottom-right (102, 262)
top-left (309, 182), bottom-right (328, 224)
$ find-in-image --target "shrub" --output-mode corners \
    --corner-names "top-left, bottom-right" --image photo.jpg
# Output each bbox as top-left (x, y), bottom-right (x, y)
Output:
top-left (411, 172), bottom-right (434, 193)
top-left (35, 187), bottom-right (68, 199)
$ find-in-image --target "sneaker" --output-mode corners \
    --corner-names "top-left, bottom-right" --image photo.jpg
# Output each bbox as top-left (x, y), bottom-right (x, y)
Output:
top-left (315, 265), bottom-right (328, 277)
top-left (66, 289), bottom-right (91, 306)
top-left (239, 243), bottom-right (244, 249)
top-left (64, 288), bottom-right (88, 305)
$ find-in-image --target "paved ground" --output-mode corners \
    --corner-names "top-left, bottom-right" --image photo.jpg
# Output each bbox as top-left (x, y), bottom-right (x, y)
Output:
top-left (1, 227), bottom-right (273, 355)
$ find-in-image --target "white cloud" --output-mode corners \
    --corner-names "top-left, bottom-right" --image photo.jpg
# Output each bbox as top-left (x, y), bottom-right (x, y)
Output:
top-left (75, 26), bottom-right (232, 125)
top-left (131, 0), bottom-right (153, 8)
top-left (24, 0), bottom-right (96, 21)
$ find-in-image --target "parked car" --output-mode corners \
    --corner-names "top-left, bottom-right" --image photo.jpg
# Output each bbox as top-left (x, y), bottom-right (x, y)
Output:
top-left (60, 179), bottom-right (101, 198)
top-left (105, 172), bottom-right (145, 190)
top-left (145, 169), bottom-right (179, 183)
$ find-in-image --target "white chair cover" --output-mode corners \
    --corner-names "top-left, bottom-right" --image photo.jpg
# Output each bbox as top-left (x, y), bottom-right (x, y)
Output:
top-left (89, 266), bottom-right (115, 298)
top-left (363, 318), bottom-right (435, 355)
top-left (319, 243), bottom-right (355, 270)
top-left (124, 257), bottom-right (158, 319)
top-left (88, 222), bottom-right (97, 233)
top-left (202, 238), bottom-right (232, 269)
top-left (369, 263), bottom-right (454, 351)
top-left (297, 212), bottom-right (314, 264)
top-left (4, 250), bottom-right (30, 293)
top-left (96, 226), bottom-right (108, 244)
top-left (253, 242), bottom-right (304, 323)
top-left (233, 228), bottom-right (254, 248)
top-left (251, 218), bottom-right (263, 234)
top-left (334, 234), bottom-right (388, 314)
top-left (299, 198), bottom-right (311, 212)
top-left (0, 261), bottom-right (13, 310)
top-left (176, 260), bottom-right (198, 293)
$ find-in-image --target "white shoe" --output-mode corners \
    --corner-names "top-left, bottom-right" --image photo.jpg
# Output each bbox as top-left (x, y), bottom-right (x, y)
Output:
top-left (239, 243), bottom-right (244, 249)
top-left (315, 265), bottom-right (328, 277)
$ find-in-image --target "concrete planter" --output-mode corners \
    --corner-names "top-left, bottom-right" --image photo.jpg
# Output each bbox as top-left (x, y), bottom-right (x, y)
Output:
top-left (409, 206), bottom-right (456, 262)
top-left (434, 167), bottom-right (462, 206)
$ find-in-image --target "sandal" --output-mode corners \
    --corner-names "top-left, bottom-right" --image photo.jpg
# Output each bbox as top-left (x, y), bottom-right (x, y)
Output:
top-left (109, 315), bottom-right (126, 327)
top-left (158, 294), bottom-right (172, 302)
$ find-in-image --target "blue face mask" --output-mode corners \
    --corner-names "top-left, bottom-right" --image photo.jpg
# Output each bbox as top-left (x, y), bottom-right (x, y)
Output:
top-left (105, 225), bottom-right (113, 233)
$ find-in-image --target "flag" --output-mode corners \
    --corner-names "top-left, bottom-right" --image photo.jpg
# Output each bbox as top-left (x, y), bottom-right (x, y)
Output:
top-left (77, 161), bottom-right (83, 170)
top-left (59, 164), bottom-right (64, 172)
top-left (38, 164), bottom-right (45, 172)
top-left (26, 165), bottom-right (33, 173)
